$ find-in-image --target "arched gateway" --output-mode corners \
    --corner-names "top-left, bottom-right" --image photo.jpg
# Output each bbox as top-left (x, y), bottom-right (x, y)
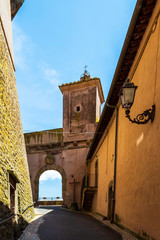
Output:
top-left (24, 72), bottom-right (104, 208)
top-left (34, 164), bottom-right (67, 203)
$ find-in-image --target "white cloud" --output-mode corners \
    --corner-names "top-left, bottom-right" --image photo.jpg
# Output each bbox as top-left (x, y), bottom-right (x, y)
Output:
top-left (39, 170), bottom-right (62, 182)
top-left (13, 25), bottom-right (26, 52)
top-left (42, 67), bottom-right (61, 87)
top-left (12, 24), bottom-right (63, 131)
top-left (12, 22), bottom-right (31, 70)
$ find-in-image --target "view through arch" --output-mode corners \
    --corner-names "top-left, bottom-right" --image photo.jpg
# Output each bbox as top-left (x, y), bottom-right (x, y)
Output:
top-left (39, 170), bottom-right (62, 201)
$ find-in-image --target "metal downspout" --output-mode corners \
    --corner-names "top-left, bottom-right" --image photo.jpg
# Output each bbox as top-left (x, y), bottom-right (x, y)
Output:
top-left (106, 103), bottom-right (118, 224)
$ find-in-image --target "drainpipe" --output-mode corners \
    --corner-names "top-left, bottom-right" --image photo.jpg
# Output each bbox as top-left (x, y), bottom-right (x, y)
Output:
top-left (106, 103), bottom-right (118, 224)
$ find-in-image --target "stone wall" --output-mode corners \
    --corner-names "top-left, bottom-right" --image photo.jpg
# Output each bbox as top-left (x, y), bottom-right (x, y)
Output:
top-left (25, 75), bottom-right (104, 209)
top-left (25, 132), bottom-right (90, 208)
top-left (0, 20), bottom-right (34, 239)
top-left (60, 77), bottom-right (104, 143)
top-left (25, 128), bottom-right (63, 146)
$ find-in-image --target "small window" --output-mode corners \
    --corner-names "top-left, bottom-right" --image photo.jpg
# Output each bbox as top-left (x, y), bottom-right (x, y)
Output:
top-left (76, 106), bottom-right (80, 112)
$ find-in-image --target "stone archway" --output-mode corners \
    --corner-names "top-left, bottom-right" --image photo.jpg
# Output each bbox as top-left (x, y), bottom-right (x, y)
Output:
top-left (34, 164), bottom-right (67, 204)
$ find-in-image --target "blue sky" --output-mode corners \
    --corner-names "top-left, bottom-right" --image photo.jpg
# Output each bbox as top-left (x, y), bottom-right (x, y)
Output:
top-left (12, 0), bottom-right (137, 133)
top-left (39, 170), bottom-right (62, 199)
top-left (12, 1), bottom-right (137, 196)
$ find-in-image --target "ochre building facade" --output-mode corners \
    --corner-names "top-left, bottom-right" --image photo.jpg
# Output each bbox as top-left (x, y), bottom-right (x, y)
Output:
top-left (0, 1), bottom-right (34, 239)
top-left (85, 1), bottom-right (160, 240)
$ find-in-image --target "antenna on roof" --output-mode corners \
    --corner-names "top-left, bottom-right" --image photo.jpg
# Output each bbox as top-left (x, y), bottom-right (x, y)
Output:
top-left (80, 65), bottom-right (90, 79)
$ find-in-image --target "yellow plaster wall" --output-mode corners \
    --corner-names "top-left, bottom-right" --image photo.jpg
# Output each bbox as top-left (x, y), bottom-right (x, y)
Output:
top-left (115, 3), bottom-right (160, 239)
top-left (91, 117), bottom-right (116, 217)
top-left (89, 2), bottom-right (160, 239)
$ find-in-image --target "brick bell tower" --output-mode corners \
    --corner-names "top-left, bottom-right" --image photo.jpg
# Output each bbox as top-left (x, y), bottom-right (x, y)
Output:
top-left (59, 68), bottom-right (104, 143)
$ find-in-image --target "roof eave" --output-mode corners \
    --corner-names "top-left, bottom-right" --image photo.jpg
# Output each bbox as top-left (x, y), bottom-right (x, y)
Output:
top-left (11, 0), bottom-right (24, 20)
top-left (87, 0), bottom-right (157, 160)
top-left (59, 78), bottom-right (105, 103)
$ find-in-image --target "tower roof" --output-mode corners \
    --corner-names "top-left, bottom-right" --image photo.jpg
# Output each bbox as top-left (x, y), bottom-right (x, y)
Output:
top-left (59, 73), bottom-right (105, 104)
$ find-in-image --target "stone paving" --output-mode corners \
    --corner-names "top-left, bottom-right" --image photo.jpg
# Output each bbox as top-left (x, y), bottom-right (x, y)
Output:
top-left (18, 207), bottom-right (53, 240)
top-left (19, 207), bottom-right (138, 240)
top-left (87, 212), bottom-right (138, 240)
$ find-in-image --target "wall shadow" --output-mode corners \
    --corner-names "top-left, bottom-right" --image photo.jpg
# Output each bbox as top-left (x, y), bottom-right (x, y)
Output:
top-left (0, 201), bottom-right (28, 240)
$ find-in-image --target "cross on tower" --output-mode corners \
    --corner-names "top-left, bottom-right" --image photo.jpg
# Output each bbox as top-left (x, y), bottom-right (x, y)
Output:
top-left (84, 65), bottom-right (88, 71)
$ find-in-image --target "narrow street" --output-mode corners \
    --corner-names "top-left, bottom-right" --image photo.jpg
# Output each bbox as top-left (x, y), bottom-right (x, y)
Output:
top-left (19, 206), bottom-right (122, 240)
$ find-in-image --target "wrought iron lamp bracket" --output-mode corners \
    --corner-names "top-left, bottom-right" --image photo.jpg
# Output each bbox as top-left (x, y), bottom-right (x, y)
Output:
top-left (125, 104), bottom-right (155, 124)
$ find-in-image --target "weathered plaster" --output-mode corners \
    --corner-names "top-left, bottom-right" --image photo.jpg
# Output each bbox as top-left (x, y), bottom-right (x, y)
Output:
top-left (25, 75), bottom-right (104, 209)
top-left (0, 0), bottom-right (14, 59)
top-left (88, 1), bottom-right (160, 240)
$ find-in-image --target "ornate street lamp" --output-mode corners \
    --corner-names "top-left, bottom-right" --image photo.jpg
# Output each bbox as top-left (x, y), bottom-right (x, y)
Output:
top-left (120, 79), bottom-right (155, 124)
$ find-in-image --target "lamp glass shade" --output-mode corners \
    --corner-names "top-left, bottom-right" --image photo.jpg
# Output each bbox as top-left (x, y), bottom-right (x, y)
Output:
top-left (120, 81), bottom-right (137, 108)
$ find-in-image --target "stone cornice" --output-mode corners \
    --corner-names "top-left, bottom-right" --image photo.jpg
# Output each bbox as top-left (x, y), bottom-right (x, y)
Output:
top-left (26, 139), bottom-right (91, 154)
top-left (59, 77), bottom-right (105, 104)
